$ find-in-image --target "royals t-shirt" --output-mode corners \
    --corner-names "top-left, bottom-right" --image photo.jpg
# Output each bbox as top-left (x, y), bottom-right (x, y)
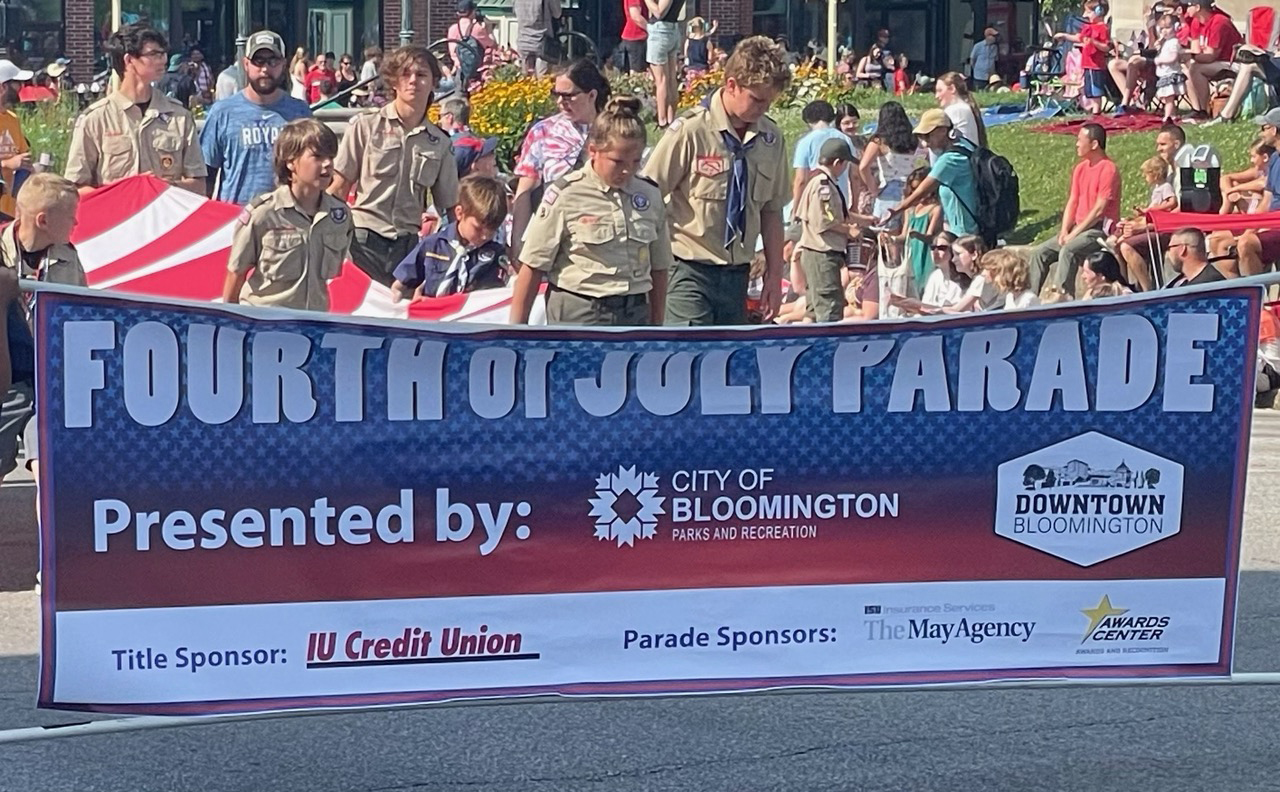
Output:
top-left (200, 92), bottom-right (312, 205)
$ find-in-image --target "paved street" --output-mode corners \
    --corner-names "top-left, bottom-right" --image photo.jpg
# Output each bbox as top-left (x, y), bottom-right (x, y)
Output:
top-left (1, 416), bottom-right (1280, 791)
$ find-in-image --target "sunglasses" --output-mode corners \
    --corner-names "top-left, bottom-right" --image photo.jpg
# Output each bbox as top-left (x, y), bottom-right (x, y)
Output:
top-left (250, 55), bottom-right (283, 67)
top-left (931, 245), bottom-right (951, 251)
top-left (551, 89), bottom-right (584, 101)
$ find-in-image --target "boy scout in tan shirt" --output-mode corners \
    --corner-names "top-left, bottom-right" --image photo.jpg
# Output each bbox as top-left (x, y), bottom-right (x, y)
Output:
top-left (64, 25), bottom-right (205, 193)
top-left (517, 166), bottom-right (672, 325)
top-left (640, 36), bottom-right (791, 326)
top-left (225, 119), bottom-right (353, 311)
top-left (330, 46), bottom-right (459, 287)
top-left (796, 137), bottom-right (861, 323)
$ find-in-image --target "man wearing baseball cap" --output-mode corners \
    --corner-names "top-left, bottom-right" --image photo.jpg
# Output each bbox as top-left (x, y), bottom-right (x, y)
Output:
top-left (199, 30), bottom-right (311, 205)
top-left (1232, 109), bottom-right (1280, 277)
top-left (0, 59), bottom-right (32, 218)
top-left (892, 109), bottom-right (980, 239)
top-left (448, 0), bottom-right (495, 86)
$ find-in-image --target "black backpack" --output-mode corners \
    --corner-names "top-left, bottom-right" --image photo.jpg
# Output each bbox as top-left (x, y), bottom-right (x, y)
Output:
top-left (950, 142), bottom-right (1020, 247)
top-left (456, 18), bottom-right (485, 87)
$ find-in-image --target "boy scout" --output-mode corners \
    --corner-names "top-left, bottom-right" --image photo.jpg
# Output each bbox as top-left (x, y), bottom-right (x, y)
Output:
top-left (65, 24), bottom-right (205, 194)
top-left (0, 173), bottom-right (84, 481)
top-left (224, 119), bottom-right (353, 311)
top-left (640, 35), bottom-right (791, 326)
top-left (796, 138), bottom-right (862, 323)
top-left (329, 45), bottom-right (459, 287)
top-left (511, 97), bottom-right (671, 326)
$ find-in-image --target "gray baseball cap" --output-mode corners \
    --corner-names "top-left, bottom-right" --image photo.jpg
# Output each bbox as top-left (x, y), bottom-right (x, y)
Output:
top-left (247, 30), bottom-right (285, 58)
top-left (1255, 108), bottom-right (1280, 128)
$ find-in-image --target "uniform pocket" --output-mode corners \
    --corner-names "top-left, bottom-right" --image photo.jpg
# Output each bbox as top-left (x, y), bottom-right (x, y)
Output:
top-left (568, 219), bottom-right (616, 247)
top-left (319, 236), bottom-right (348, 280)
top-left (259, 230), bottom-right (305, 282)
top-left (411, 150), bottom-right (441, 188)
top-left (367, 139), bottom-right (402, 179)
top-left (150, 132), bottom-right (183, 178)
top-left (631, 220), bottom-right (659, 243)
top-left (691, 172), bottom-right (728, 202)
top-left (751, 170), bottom-right (775, 204)
top-left (102, 135), bottom-right (133, 172)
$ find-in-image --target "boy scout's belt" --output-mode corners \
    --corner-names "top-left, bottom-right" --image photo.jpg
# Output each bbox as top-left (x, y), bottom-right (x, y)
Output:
top-left (552, 286), bottom-right (649, 308)
top-left (674, 257), bottom-right (750, 271)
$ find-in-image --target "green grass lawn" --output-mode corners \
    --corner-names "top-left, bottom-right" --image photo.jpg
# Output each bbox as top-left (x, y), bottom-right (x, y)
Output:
top-left (771, 104), bottom-right (1263, 246)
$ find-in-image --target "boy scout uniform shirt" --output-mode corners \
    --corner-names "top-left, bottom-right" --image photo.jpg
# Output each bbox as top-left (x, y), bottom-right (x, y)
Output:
top-left (0, 222), bottom-right (86, 289)
top-left (65, 91), bottom-right (206, 188)
top-left (640, 88), bottom-right (789, 266)
top-left (228, 185), bottom-right (354, 311)
top-left (521, 166), bottom-right (672, 297)
top-left (334, 105), bottom-right (460, 239)
top-left (796, 166), bottom-right (849, 253)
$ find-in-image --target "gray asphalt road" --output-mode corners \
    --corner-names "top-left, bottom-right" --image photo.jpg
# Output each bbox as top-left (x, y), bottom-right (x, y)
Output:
top-left (2, 417), bottom-right (1280, 792)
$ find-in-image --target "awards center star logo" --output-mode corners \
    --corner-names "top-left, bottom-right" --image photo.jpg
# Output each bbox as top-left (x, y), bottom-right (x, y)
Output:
top-left (588, 465), bottom-right (665, 547)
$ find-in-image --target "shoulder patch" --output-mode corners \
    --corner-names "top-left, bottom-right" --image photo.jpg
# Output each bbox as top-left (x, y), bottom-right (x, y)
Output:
top-left (542, 186), bottom-right (561, 207)
top-left (236, 208), bottom-right (252, 226)
top-left (331, 206), bottom-right (347, 223)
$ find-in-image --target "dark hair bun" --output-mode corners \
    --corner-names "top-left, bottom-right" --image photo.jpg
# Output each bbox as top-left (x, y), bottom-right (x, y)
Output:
top-left (606, 95), bottom-right (643, 117)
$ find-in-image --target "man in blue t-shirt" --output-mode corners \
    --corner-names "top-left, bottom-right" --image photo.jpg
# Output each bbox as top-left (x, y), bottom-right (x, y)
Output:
top-left (791, 100), bottom-right (856, 208)
top-left (889, 109), bottom-right (979, 236)
top-left (1235, 109), bottom-right (1280, 277)
top-left (199, 30), bottom-right (311, 205)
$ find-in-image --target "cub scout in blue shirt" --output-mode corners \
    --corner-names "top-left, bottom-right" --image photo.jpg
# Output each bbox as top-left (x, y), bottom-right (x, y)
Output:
top-left (391, 175), bottom-right (510, 300)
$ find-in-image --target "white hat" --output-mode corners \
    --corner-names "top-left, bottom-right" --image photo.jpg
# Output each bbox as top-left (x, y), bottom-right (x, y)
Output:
top-left (0, 60), bottom-right (34, 83)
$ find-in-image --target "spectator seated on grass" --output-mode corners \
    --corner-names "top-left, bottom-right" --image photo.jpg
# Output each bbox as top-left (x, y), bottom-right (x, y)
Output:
top-left (1116, 123), bottom-right (1186, 290)
top-left (1027, 122), bottom-right (1120, 298)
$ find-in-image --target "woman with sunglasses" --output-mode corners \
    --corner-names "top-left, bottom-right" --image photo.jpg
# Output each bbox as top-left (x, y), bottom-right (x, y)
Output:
top-left (335, 54), bottom-right (358, 104)
top-left (510, 58), bottom-right (610, 262)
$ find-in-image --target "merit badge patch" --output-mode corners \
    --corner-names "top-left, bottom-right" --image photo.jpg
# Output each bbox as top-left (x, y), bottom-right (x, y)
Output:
top-left (159, 154), bottom-right (174, 170)
top-left (696, 155), bottom-right (725, 177)
top-left (632, 193), bottom-right (650, 211)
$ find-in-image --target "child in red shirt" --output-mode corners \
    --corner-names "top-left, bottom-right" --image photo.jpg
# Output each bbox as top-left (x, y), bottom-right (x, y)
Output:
top-left (893, 54), bottom-right (910, 96)
top-left (1056, 4), bottom-right (1112, 114)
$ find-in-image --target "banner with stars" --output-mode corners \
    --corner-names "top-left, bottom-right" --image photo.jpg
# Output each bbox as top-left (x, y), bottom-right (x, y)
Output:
top-left (32, 284), bottom-right (1257, 715)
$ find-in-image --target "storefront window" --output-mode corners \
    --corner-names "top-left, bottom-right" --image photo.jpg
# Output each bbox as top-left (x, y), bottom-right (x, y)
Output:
top-left (2, 0), bottom-right (64, 66)
top-left (94, 0), bottom-right (171, 44)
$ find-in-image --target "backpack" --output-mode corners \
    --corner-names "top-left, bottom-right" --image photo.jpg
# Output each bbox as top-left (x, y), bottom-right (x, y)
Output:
top-left (948, 142), bottom-right (1020, 248)
top-left (455, 18), bottom-right (485, 87)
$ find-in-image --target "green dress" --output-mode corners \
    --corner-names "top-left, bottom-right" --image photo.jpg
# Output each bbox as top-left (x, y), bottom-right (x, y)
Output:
top-left (905, 208), bottom-right (934, 296)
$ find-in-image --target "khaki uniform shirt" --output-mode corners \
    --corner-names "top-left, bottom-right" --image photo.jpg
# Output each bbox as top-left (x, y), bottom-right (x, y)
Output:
top-left (0, 221), bottom-right (86, 289)
top-left (796, 167), bottom-right (848, 253)
top-left (334, 105), bottom-right (459, 239)
top-left (640, 89), bottom-right (789, 266)
top-left (521, 166), bottom-right (672, 298)
top-left (228, 185), bottom-right (354, 311)
top-left (65, 92), bottom-right (206, 188)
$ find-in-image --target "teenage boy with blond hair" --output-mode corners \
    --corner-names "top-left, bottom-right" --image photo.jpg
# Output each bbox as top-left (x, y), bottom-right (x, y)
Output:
top-left (642, 35), bottom-right (792, 325)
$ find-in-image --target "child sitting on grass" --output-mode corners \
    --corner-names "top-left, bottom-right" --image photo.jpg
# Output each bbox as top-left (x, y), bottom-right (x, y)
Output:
top-left (983, 248), bottom-right (1040, 310)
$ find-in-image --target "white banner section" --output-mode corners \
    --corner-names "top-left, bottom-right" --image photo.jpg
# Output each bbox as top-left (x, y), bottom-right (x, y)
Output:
top-left (51, 578), bottom-right (1227, 706)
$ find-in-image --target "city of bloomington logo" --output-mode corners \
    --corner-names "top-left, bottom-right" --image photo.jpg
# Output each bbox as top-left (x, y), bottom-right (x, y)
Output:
top-left (995, 432), bottom-right (1184, 566)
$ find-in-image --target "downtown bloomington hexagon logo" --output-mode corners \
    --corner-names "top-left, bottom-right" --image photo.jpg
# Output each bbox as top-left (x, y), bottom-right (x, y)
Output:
top-left (994, 432), bottom-right (1185, 567)
top-left (588, 465), bottom-right (666, 547)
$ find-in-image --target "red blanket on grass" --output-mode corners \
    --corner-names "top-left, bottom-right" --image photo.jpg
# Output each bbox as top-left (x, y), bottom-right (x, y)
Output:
top-left (1032, 113), bottom-right (1168, 135)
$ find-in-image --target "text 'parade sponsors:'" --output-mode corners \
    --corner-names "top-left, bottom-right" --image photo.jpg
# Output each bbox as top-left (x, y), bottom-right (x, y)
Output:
top-left (622, 625), bottom-right (837, 652)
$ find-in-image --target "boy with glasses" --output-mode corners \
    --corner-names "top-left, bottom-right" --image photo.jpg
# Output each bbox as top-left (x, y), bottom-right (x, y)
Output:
top-left (200, 31), bottom-right (312, 206)
top-left (65, 24), bottom-right (205, 194)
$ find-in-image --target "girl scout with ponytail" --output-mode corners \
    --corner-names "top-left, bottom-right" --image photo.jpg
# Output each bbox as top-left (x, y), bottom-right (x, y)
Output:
top-left (511, 96), bottom-right (672, 326)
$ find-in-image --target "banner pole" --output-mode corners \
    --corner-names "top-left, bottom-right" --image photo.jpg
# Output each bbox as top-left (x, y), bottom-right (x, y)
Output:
top-left (6, 672), bottom-right (1280, 745)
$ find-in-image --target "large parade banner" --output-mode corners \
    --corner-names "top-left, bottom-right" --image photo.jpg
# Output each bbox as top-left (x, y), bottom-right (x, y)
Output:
top-left (34, 285), bottom-right (1258, 715)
